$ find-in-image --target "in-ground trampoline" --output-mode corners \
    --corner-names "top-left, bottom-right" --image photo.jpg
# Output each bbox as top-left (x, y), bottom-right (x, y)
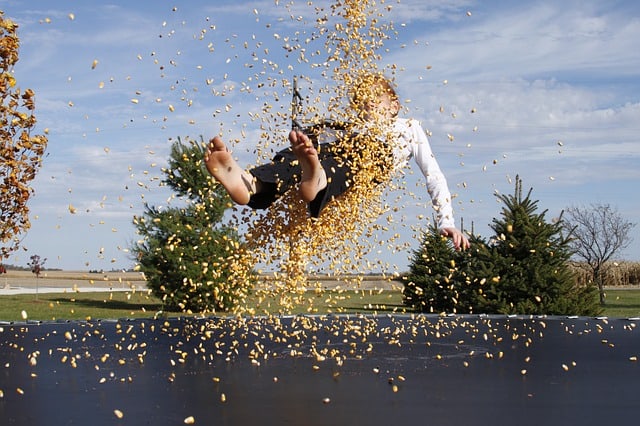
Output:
top-left (1, 314), bottom-right (639, 425)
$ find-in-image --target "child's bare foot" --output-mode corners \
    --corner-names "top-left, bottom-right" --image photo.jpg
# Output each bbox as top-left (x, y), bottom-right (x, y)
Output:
top-left (290, 130), bottom-right (327, 202)
top-left (204, 136), bottom-right (254, 205)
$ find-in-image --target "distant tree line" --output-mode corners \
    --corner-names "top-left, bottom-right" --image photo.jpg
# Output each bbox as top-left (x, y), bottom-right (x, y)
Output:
top-left (0, 263), bottom-right (61, 272)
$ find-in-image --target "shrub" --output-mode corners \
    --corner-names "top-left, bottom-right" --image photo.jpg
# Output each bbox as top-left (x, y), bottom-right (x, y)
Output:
top-left (403, 176), bottom-right (601, 316)
top-left (131, 138), bottom-right (252, 313)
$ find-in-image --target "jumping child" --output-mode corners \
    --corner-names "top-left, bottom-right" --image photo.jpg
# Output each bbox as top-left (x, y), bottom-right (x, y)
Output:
top-left (205, 73), bottom-right (470, 250)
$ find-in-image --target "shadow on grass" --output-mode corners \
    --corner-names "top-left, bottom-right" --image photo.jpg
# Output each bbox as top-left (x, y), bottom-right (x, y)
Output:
top-left (601, 302), bottom-right (640, 316)
top-left (49, 297), bottom-right (162, 312)
top-left (604, 302), bottom-right (640, 308)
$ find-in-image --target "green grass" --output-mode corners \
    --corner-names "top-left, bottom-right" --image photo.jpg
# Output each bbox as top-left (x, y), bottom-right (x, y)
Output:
top-left (0, 291), bottom-right (165, 322)
top-left (0, 289), bottom-right (407, 322)
top-left (599, 289), bottom-right (640, 318)
top-left (1, 289), bottom-right (638, 322)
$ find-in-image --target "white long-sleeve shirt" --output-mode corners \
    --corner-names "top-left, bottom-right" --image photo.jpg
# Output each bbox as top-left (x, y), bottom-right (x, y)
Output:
top-left (389, 118), bottom-right (456, 230)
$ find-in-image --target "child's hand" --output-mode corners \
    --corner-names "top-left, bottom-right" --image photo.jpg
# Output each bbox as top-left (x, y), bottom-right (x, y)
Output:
top-left (440, 227), bottom-right (470, 251)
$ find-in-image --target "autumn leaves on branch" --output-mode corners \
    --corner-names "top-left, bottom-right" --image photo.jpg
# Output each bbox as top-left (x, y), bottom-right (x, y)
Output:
top-left (0, 11), bottom-right (48, 259)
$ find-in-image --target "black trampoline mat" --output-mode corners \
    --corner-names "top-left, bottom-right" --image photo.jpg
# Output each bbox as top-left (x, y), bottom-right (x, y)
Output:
top-left (1, 314), bottom-right (639, 425)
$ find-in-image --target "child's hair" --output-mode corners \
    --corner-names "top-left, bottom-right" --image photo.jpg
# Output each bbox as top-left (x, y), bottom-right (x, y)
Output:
top-left (349, 71), bottom-right (399, 116)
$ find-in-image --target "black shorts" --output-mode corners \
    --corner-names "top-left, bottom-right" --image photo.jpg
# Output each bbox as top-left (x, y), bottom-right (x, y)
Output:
top-left (248, 143), bottom-right (351, 218)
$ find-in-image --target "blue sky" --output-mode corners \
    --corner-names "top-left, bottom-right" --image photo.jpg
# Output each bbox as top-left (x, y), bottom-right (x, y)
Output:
top-left (2, 0), bottom-right (639, 271)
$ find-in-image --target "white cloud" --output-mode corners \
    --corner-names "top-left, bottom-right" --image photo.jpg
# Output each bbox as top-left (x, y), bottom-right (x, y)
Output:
top-left (391, 1), bottom-right (640, 81)
top-left (4, 0), bottom-right (639, 269)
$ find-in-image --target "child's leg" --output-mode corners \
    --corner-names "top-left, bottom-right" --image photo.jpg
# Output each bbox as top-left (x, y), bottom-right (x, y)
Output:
top-left (205, 136), bottom-right (258, 205)
top-left (289, 130), bottom-right (327, 203)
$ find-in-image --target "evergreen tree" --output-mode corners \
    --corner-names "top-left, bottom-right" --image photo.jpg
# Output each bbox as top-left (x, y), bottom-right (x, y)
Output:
top-left (402, 176), bottom-right (601, 316)
top-left (131, 137), bottom-right (252, 313)
top-left (485, 176), bottom-right (600, 316)
top-left (402, 225), bottom-right (457, 313)
top-left (401, 225), bottom-right (489, 314)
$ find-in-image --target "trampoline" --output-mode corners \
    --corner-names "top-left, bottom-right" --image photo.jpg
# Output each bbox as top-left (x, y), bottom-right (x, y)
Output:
top-left (1, 314), bottom-right (639, 425)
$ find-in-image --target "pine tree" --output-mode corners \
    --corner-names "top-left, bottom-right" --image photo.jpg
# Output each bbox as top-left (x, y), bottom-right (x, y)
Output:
top-left (401, 225), bottom-right (488, 314)
top-left (482, 176), bottom-right (600, 315)
top-left (402, 225), bottom-right (456, 313)
top-left (131, 137), bottom-right (252, 313)
top-left (401, 176), bottom-right (601, 316)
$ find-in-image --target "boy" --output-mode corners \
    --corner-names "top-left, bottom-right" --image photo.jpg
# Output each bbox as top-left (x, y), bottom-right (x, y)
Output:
top-left (205, 74), bottom-right (470, 250)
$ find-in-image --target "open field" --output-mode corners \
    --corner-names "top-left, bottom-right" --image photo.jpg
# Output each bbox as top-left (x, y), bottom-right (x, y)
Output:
top-left (599, 288), bottom-right (640, 318)
top-left (0, 270), bottom-right (407, 320)
top-left (1, 270), bottom-right (639, 321)
top-left (0, 290), bottom-right (162, 322)
top-left (1, 269), bottom-right (147, 294)
top-left (2, 288), bottom-right (639, 321)
top-left (0, 290), bottom-right (406, 321)
top-left (1, 269), bottom-right (400, 293)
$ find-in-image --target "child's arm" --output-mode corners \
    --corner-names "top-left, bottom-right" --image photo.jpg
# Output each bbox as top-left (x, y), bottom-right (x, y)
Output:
top-left (403, 120), bottom-right (455, 227)
top-left (402, 119), bottom-right (469, 250)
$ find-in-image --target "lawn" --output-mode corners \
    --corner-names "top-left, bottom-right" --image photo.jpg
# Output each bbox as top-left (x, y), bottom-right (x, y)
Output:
top-left (0, 289), bottom-right (408, 322)
top-left (0, 290), bottom-right (164, 322)
top-left (1, 288), bottom-right (638, 322)
top-left (598, 289), bottom-right (640, 318)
